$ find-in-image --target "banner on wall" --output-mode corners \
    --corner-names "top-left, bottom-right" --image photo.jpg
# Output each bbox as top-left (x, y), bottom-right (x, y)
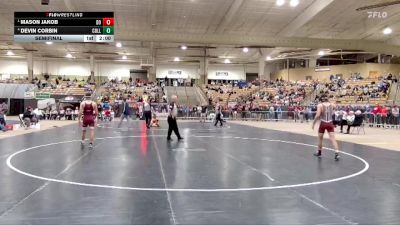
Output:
top-left (168, 70), bottom-right (183, 76)
top-left (315, 68), bottom-right (330, 72)
top-left (216, 71), bottom-right (229, 76)
top-left (24, 91), bottom-right (35, 98)
top-left (35, 92), bottom-right (51, 100)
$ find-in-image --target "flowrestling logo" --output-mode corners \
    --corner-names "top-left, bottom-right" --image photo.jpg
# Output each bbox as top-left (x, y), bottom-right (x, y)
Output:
top-left (367, 11), bottom-right (388, 19)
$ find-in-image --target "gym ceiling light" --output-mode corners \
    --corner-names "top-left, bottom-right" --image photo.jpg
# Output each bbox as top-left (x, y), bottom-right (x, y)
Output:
top-left (383, 27), bottom-right (392, 35)
top-left (276, 0), bottom-right (285, 6)
top-left (290, 0), bottom-right (299, 7)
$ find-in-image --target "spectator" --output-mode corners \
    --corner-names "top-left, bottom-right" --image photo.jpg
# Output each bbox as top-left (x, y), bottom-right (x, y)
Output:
top-left (0, 101), bottom-right (8, 121)
top-left (50, 108), bottom-right (58, 120)
top-left (381, 106), bottom-right (390, 128)
top-left (345, 110), bottom-right (364, 134)
top-left (391, 105), bottom-right (399, 128)
top-left (372, 104), bottom-right (382, 127)
top-left (44, 107), bottom-right (51, 120)
top-left (340, 111), bottom-right (348, 133)
top-left (269, 105), bottom-right (275, 121)
top-left (59, 108), bottom-right (65, 120)
top-left (0, 122), bottom-right (6, 132)
top-left (151, 113), bottom-right (160, 127)
top-left (73, 107), bottom-right (79, 120)
top-left (23, 106), bottom-right (38, 128)
top-left (0, 112), bottom-right (5, 127)
top-left (333, 110), bottom-right (342, 126)
top-left (65, 107), bottom-right (73, 120)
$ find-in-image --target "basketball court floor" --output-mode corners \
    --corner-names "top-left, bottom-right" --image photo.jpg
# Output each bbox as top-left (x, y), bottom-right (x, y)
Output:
top-left (0, 120), bottom-right (399, 225)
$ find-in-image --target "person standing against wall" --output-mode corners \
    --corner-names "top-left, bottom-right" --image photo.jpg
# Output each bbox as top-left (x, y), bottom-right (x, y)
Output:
top-left (167, 95), bottom-right (183, 141)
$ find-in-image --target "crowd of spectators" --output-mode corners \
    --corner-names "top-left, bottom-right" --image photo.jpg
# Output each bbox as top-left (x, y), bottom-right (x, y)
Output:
top-left (1, 71), bottom-right (400, 133)
top-left (314, 74), bottom-right (393, 105)
top-left (100, 78), bottom-right (164, 104)
top-left (214, 79), bottom-right (315, 120)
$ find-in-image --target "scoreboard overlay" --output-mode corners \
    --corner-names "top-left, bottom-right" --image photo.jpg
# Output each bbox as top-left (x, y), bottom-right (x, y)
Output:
top-left (14, 12), bottom-right (114, 43)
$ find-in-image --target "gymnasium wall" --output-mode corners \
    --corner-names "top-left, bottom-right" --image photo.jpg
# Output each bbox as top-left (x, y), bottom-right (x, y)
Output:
top-left (0, 59), bottom-right (28, 76)
top-left (0, 58), bottom-right (264, 81)
top-left (271, 63), bottom-right (400, 81)
top-left (0, 58), bottom-right (140, 80)
top-left (156, 64), bottom-right (259, 80)
top-left (97, 63), bottom-right (140, 80)
top-left (207, 65), bottom-right (246, 80)
top-left (156, 64), bottom-right (200, 79)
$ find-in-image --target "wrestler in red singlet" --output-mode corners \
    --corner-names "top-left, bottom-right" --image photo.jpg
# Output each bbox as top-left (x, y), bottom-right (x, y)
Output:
top-left (79, 95), bottom-right (98, 149)
top-left (318, 103), bottom-right (335, 134)
top-left (82, 102), bottom-right (95, 128)
top-left (312, 95), bottom-right (340, 161)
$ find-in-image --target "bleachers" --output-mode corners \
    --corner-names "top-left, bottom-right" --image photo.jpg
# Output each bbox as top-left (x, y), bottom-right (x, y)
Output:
top-left (246, 81), bottom-right (314, 108)
top-left (202, 85), bottom-right (256, 105)
top-left (325, 78), bottom-right (390, 105)
top-left (36, 85), bottom-right (92, 96)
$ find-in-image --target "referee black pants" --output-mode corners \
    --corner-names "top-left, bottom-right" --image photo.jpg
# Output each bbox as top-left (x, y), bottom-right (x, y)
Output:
top-left (167, 116), bottom-right (182, 139)
top-left (144, 111), bottom-right (152, 128)
top-left (215, 113), bottom-right (223, 126)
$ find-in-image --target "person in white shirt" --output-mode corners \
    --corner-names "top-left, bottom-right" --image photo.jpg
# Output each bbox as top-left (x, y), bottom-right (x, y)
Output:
top-left (346, 111), bottom-right (355, 125)
top-left (73, 106), bottom-right (79, 120)
top-left (197, 105), bottom-right (202, 118)
top-left (143, 98), bottom-right (152, 129)
top-left (167, 95), bottom-right (183, 141)
top-left (59, 109), bottom-right (65, 120)
top-left (392, 105), bottom-right (399, 125)
top-left (340, 111), bottom-right (348, 133)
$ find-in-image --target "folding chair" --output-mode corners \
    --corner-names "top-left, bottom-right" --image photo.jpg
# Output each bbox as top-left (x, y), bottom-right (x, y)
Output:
top-left (351, 122), bottom-right (365, 135)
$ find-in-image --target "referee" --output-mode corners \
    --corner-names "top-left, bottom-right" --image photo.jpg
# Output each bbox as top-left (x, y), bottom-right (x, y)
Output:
top-left (214, 101), bottom-right (224, 127)
top-left (167, 95), bottom-right (183, 141)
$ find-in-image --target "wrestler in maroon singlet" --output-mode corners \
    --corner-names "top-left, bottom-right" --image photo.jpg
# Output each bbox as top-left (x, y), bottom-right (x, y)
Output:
top-left (312, 95), bottom-right (340, 161)
top-left (79, 95), bottom-right (98, 149)
top-left (82, 102), bottom-right (95, 128)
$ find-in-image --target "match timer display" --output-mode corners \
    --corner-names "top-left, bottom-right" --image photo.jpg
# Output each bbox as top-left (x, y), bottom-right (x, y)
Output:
top-left (14, 12), bottom-right (114, 43)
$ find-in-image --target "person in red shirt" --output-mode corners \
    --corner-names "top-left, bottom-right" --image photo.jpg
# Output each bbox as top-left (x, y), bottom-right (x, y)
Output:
top-left (372, 104), bottom-right (382, 127)
top-left (380, 106), bottom-right (389, 128)
top-left (372, 104), bottom-right (382, 114)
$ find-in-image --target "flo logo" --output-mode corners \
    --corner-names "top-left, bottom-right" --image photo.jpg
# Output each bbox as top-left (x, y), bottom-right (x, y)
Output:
top-left (367, 11), bottom-right (388, 19)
